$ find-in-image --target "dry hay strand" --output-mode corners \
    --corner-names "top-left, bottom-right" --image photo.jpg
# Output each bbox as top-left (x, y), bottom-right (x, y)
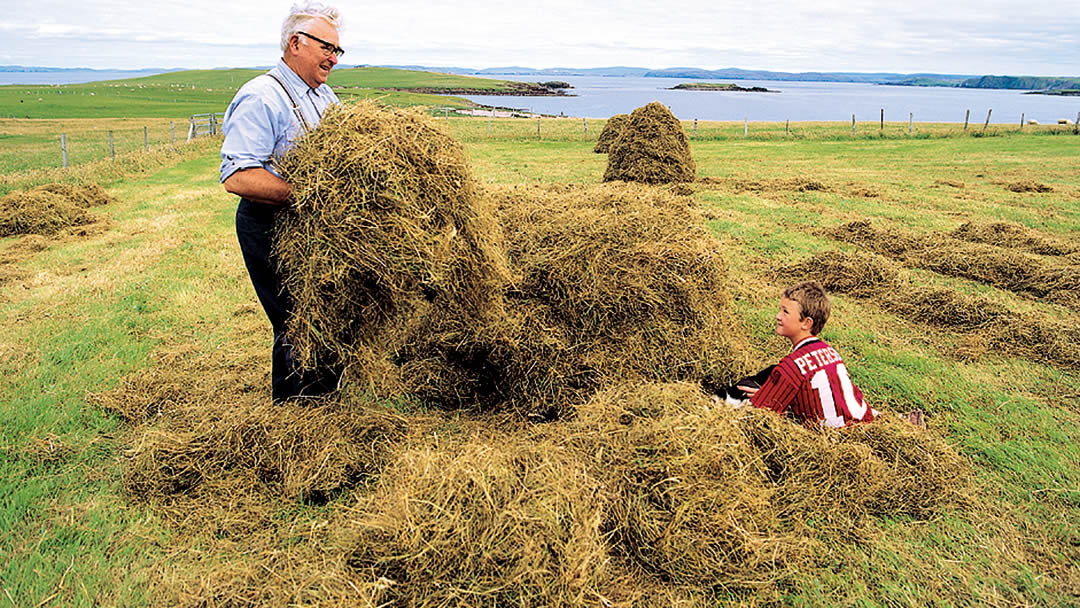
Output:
top-left (778, 249), bottom-right (900, 297)
top-left (555, 383), bottom-right (970, 595)
top-left (90, 341), bottom-right (266, 424)
top-left (604, 102), bottom-right (695, 184)
top-left (951, 221), bottom-right (1079, 257)
top-left (1006, 181), bottom-right (1052, 193)
top-left (826, 220), bottom-right (1080, 307)
top-left (475, 182), bottom-right (748, 412)
top-left (273, 101), bottom-right (510, 389)
top-left (779, 250), bottom-right (1079, 368)
top-left (991, 315), bottom-right (1080, 370)
top-left (694, 176), bottom-right (830, 194)
top-left (124, 400), bottom-right (407, 510)
top-left (0, 182), bottom-right (112, 237)
top-left (340, 433), bottom-right (636, 607)
top-left (593, 113), bottom-right (629, 153)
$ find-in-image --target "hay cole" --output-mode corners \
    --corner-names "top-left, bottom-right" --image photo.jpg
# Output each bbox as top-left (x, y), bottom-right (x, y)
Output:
top-left (273, 101), bottom-right (509, 380)
top-left (593, 113), bottom-right (629, 153)
top-left (481, 182), bottom-right (748, 410)
top-left (951, 221), bottom-right (1078, 257)
top-left (0, 182), bottom-right (112, 237)
top-left (552, 382), bottom-right (970, 593)
top-left (604, 102), bottom-right (695, 184)
top-left (342, 434), bottom-right (633, 607)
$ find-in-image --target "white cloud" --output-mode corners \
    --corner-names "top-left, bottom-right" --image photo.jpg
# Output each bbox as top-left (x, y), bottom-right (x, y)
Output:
top-left (2, 0), bottom-right (1078, 75)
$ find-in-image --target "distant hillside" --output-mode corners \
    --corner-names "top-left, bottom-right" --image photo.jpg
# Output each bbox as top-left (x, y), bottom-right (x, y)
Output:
top-left (959, 75), bottom-right (1080, 90)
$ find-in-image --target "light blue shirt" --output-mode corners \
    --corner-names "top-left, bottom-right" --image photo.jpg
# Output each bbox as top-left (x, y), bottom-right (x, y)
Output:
top-left (219, 59), bottom-right (341, 183)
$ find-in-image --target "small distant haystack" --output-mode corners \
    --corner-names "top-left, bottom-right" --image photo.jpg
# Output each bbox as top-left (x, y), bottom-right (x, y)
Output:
top-left (604, 102), bottom-right (695, 184)
top-left (273, 101), bottom-right (510, 387)
top-left (0, 183), bottom-right (112, 237)
top-left (593, 113), bottom-right (629, 153)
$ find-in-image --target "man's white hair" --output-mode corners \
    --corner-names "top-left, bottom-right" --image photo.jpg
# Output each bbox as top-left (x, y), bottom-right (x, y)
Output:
top-left (280, 2), bottom-right (342, 53)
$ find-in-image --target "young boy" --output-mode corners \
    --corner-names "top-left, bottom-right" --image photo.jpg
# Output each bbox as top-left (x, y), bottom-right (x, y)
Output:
top-left (729, 281), bottom-right (875, 428)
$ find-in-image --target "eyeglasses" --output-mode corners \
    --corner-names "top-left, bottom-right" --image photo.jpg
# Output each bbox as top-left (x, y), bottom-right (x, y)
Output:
top-left (297, 31), bottom-right (344, 58)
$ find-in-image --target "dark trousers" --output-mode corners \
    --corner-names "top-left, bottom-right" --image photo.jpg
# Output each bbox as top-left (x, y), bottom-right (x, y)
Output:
top-left (235, 199), bottom-right (340, 403)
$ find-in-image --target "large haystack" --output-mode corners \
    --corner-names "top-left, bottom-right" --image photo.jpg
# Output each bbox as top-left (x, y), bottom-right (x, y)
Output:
top-left (272, 101), bottom-right (510, 388)
top-left (0, 182), bottom-right (112, 237)
top-left (485, 183), bottom-right (747, 412)
top-left (273, 102), bottom-right (745, 415)
top-left (593, 113), bottom-right (629, 153)
top-left (603, 102), bottom-right (695, 184)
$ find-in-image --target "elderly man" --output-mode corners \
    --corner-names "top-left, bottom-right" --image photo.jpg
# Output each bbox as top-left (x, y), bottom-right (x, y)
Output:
top-left (220, 2), bottom-right (344, 403)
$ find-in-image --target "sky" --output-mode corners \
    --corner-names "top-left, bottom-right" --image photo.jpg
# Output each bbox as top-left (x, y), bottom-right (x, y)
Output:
top-left (2, 0), bottom-right (1079, 76)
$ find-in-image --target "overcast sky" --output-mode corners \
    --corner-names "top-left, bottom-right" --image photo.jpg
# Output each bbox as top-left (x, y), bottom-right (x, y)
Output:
top-left (3, 0), bottom-right (1078, 76)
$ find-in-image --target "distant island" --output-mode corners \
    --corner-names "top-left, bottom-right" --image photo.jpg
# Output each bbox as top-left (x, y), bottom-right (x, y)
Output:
top-left (376, 80), bottom-right (571, 97)
top-left (669, 83), bottom-right (776, 92)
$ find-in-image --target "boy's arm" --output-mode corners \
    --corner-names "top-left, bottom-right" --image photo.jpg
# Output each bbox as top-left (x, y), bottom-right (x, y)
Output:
top-left (749, 364), bottom-right (799, 414)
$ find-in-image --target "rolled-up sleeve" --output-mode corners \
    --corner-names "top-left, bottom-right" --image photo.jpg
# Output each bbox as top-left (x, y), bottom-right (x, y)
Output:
top-left (219, 88), bottom-right (279, 184)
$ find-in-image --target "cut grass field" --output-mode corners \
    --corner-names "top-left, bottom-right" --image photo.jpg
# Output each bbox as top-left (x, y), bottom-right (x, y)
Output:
top-left (1, 107), bottom-right (1079, 606)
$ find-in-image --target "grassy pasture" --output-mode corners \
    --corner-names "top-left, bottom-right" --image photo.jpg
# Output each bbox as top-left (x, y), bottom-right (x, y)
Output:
top-left (1, 102), bottom-right (1079, 605)
top-left (0, 67), bottom-right (523, 120)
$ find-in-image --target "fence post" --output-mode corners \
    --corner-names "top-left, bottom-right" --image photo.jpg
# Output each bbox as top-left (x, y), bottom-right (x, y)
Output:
top-left (171, 121), bottom-right (176, 145)
top-left (109, 130), bottom-right (115, 159)
top-left (909, 113), bottom-right (913, 136)
top-left (583, 117), bottom-right (587, 135)
top-left (851, 114), bottom-right (856, 136)
top-left (786, 119), bottom-right (790, 135)
top-left (963, 109), bottom-right (970, 131)
top-left (693, 118), bottom-right (697, 137)
top-left (144, 126), bottom-right (149, 151)
top-left (982, 109), bottom-right (992, 132)
top-left (537, 117), bottom-right (540, 138)
top-left (1020, 113), bottom-right (1025, 129)
top-left (1074, 111), bottom-right (1079, 135)
top-left (880, 108), bottom-right (884, 131)
top-left (61, 133), bottom-right (68, 168)
top-left (744, 118), bottom-right (748, 137)
top-left (488, 109), bottom-right (492, 136)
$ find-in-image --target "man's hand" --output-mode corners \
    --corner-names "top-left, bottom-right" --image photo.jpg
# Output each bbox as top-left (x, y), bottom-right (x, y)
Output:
top-left (223, 167), bottom-right (291, 206)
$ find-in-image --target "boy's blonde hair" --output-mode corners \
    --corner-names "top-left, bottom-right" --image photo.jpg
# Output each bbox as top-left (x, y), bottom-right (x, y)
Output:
top-left (784, 281), bottom-right (831, 335)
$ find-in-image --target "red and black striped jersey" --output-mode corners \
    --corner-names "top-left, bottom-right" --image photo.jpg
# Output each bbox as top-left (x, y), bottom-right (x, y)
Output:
top-left (749, 337), bottom-right (873, 427)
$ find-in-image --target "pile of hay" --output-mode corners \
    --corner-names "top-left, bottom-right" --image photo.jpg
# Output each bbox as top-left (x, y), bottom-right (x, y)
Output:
top-left (273, 101), bottom-right (510, 390)
top-left (951, 221), bottom-right (1078, 256)
top-left (485, 182), bottom-right (747, 411)
top-left (123, 381), bottom-right (970, 606)
top-left (553, 383), bottom-right (970, 596)
top-left (593, 113), bottom-right (629, 153)
top-left (272, 102), bottom-right (744, 415)
top-left (825, 220), bottom-right (1080, 309)
top-left (603, 102), bottom-right (695, 184)
top-left (0, 182), bottom-right (112, 237)
top-left (780, 249), bottom-right (1080, 369)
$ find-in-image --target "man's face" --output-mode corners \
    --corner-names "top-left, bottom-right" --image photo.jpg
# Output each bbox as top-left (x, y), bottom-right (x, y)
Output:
top-left (288, 17), bottom-right (340, 88)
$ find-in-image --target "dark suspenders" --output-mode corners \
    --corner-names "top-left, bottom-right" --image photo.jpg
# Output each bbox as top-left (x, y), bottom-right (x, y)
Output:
top-left (265, 72), bottom-right (320, 133)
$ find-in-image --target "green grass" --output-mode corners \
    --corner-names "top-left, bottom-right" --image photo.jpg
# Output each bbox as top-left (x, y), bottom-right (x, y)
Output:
top-left (0, 67), bottom-right (522, 120)
top-left (1, 105), bottom-right (1079, 605)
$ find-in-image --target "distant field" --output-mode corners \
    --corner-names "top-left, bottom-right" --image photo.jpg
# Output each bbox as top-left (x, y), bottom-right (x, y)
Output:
top-left (0, 66), bottom-right (519, 120)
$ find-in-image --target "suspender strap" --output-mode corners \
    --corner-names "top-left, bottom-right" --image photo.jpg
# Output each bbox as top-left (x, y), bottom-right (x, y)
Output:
top-left (266, 72), bottom-right (312, 133)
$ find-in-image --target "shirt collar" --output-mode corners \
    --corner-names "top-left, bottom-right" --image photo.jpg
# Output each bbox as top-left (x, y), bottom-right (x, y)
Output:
top-left (792, 336), bottom-right (821, 352)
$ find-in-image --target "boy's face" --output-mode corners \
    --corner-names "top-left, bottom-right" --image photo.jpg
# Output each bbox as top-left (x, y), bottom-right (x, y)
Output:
top-left (776, 297), bottom-right (812, 340)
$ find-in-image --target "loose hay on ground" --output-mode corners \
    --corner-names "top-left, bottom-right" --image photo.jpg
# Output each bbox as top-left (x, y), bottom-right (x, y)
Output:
top-left (780, 249), bottom-right (1080, 369)
top-left (825, 220), bottom-right (1080, 309)
top-left (604, 102), bottom-right (695, 184)
top-left (951, 221), bottom-right (1078, 256)
top-left (0, 182), bottom-right (112, 237)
